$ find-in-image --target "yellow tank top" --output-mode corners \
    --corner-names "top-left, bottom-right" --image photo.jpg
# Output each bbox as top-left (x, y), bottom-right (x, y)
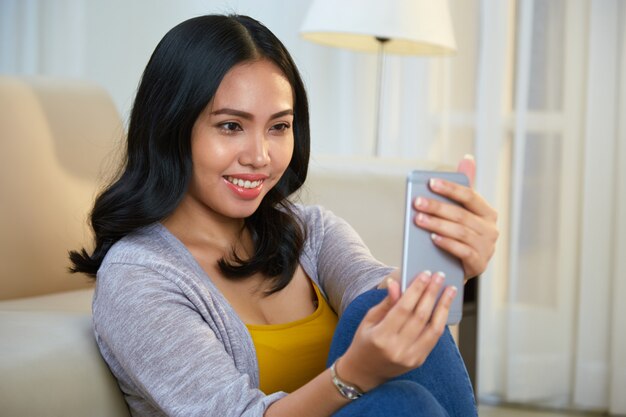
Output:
top-left (246, 282), bottom-right (338, 394)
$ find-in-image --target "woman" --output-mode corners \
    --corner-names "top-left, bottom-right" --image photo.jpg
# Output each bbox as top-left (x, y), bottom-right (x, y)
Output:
top-left (70, 14), bottom-right (498, 417)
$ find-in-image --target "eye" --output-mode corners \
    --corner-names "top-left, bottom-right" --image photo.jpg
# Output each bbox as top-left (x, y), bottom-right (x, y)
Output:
top-left (218, 122), bottom-right (242, 134)
top-left (270, 122), bottom-right (291, 133)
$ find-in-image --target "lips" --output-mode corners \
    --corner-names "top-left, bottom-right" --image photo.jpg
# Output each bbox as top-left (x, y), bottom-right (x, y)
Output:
top-left (223, 174), bottom-right (268, 200)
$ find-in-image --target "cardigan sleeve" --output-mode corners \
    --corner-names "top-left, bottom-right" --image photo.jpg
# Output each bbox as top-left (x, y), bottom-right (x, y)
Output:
top-left (93, 262), bottom-right (285, 417)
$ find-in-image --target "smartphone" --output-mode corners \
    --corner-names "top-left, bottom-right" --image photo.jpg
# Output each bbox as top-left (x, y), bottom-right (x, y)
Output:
top-left (400, 170), bottom-right (469, 325)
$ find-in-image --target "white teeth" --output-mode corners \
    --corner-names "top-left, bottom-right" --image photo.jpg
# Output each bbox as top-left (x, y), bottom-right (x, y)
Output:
top-left (226, 176), bottom-right (263, 189)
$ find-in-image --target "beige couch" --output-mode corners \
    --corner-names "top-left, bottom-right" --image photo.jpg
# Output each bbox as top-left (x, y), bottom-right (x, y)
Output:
top-left (0, 76), bottom-right (445, 416)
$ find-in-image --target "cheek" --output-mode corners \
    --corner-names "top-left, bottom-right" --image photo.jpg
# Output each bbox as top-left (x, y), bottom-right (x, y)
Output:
top-left (193, 137), bottom-right (226, 161)
top-left (191, 136), bottom-right (231, 175)
top-left (275, 137), bottom-right (295, 171)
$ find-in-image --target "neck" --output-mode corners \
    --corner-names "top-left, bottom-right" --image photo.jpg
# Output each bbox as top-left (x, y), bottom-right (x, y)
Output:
top-left (162, 194), bottom-right (247, 253)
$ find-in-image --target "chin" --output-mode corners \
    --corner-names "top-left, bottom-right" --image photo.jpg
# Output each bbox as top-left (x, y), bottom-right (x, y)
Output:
top-left (224, 201), bottom-right (264, 220)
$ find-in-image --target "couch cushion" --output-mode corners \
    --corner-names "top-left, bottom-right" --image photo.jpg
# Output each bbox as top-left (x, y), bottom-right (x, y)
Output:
top-left (0, 288), bottom-right (94, 313)
top-left (0, 309), bottom-right (129, 417)
top-left (0, 76), bottom-right (122, 300)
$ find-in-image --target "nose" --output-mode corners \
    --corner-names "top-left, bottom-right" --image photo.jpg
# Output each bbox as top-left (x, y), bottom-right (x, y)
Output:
top-left (239, 131), bottom-right (270, 167)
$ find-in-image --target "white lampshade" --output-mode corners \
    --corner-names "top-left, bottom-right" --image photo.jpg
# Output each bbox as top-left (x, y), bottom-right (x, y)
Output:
top-left (300, 0), bottom-right (457, 55)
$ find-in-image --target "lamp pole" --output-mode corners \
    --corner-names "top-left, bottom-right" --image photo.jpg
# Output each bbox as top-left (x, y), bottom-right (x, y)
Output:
top-left (373, 36), bottom-right (389, 156)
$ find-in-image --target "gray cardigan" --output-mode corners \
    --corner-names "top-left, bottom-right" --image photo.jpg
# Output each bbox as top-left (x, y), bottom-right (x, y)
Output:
top-left (93, 204), bottom-right (394, 417)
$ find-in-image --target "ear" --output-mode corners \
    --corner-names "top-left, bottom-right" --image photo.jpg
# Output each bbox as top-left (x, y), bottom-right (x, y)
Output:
top-left (457, 154), bottom-right (476, 188)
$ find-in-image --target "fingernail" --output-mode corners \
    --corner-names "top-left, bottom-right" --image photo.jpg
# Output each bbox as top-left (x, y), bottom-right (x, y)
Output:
top-left (386, 277), bottom-right (394, 287)
top-left (415, 197), bottom-right (427, 208)
top-left (431, 233), bottom-right (441, 242)
top-left (417, 213), bottom-right (428, 224)
top-left (434, 272), bottom-right (445, 284)
top-left (429, 178), bottom-right (443, 190)
top-left (419, 271), bottom-right (432, 282)
top-left (448, 286), bottom-right (458, 297)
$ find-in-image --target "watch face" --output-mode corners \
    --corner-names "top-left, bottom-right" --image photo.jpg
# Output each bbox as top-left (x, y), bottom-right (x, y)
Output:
top-left (341, 386), bottom-right (361, 399)
top-left (337, 381), bottom-right (362, 400)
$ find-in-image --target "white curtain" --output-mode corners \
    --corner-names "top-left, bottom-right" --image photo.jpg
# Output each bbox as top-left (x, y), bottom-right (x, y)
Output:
top-left (2, 0), bottom-right (624, 414)
top-left (0, 0), bottom-right (85, 76)
top-left (476, 0), bottom-right (626, 414)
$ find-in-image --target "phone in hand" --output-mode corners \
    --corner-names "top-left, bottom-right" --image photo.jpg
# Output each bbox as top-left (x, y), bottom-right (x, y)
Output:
top-left (400, 170), bottom-right (469, 325)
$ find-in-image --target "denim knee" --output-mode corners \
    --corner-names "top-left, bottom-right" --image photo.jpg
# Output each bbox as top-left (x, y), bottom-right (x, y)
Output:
top-left (327, 289), bottom-right (387, 367)
top-left (332, 380), bottom-right (449, 417)
top-left (326, 288), bottom-right (477, 416)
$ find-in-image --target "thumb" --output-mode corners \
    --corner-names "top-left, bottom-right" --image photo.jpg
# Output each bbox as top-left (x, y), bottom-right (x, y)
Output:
top-left (363, 280), bottom-right (400, 324)
top-left (457, 154), bottom-right (476, 188)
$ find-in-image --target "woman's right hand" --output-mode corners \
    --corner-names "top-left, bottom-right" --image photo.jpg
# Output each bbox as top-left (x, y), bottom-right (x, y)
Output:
top-left (335, 271), bottom-right (456, 392)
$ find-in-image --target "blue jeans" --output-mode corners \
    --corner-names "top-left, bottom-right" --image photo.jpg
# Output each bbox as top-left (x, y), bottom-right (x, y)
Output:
top-left (327, 289), bottom-right (477, 417)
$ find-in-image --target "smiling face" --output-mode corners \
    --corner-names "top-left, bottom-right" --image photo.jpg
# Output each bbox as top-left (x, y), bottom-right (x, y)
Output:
top-left (184, 59), bottom-right (295, 222)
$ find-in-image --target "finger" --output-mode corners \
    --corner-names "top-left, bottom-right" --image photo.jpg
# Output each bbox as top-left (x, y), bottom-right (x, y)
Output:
top-left (414, 211), bottom-right (484, 247)
top-left (414, 203), bottom-right (498, 274)
top-left (387, 278), bottom-right (401, 301)
top-left (377, 270), bottom-right (400, 289)
top-left (379, 271), bottom-right (432, 332)
top-left (414, 197), bottom-right (491, 237)
top-left (400, 272), bottom-right (446, 335)
top-left (408, 286), bottom-right (457, 357)
top-left (457, 154), bottom-right (476, 187)
top-left (430, 231), bottom-right (479, 260)
top-left (427, 178), bottom-right (497, 221)
top-left (418, 210), bottom-right (494, 279)
top-left (435, 285), bottom-right (459, 315)
top-left (362, 283), bottom-right (400, 325)
top-left (431, 233), bottom-right (486, 278)
top-left (426, 214), bottom-right (497, 261)
top-left (427, 285), bottom-right (457, 334)
top-left (377, 276), bottom-right (390, 289)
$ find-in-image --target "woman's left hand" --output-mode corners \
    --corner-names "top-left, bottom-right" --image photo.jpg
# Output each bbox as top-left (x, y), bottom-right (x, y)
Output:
top-left (413, 155), bottom-right (499, 280)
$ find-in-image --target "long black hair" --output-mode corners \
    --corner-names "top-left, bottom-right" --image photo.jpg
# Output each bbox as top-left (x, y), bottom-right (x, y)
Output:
top-left (70, 15), bottom-right (310, 294)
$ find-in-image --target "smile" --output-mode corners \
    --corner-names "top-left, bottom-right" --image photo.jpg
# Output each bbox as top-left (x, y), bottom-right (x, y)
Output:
top-left (225, 176), bottom-right (264, 189)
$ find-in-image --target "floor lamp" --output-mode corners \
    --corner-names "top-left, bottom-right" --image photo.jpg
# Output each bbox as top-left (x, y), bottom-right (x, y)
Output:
top-left (300, 0), bottom-right (457, 156)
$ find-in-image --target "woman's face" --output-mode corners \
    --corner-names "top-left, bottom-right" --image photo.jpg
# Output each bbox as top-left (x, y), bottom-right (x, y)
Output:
top-left (186, 59), bottom-right (295, 221)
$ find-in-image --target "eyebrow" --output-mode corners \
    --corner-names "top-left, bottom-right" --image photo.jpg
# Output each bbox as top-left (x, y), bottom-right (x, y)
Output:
top-left (210, 108), bottom-right (294, 120)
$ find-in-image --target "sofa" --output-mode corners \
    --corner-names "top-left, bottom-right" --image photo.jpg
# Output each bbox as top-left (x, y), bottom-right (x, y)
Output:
top-left (0, 76), bottom-right (472, 416)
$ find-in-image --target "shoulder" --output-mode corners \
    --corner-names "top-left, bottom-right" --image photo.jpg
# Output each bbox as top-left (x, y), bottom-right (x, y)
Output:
top-left (293, 203), bottom-right (339, 255)
top-left (100, 223), bottom-right (200, 278)
top-left (293, 203), bottom-right (363, 249)
top-left (102, 223), bottom-right (173, 267)
top-left (95, 223), bottom-right (209, 316)
top-left (292, 203), bottom-right (347, 235)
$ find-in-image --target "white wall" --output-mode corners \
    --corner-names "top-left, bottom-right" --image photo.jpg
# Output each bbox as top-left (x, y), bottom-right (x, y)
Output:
top-left (0, 0), bottom-right (448, 159)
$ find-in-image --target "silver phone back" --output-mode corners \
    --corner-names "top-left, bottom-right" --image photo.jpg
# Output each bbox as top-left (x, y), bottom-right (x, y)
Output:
top-left (400, 170), bottom-right (468, 325)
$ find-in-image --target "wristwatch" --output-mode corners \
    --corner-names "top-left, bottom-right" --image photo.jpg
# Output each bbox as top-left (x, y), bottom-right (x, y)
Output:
top-left (330, 359), bottom-right (364, 400)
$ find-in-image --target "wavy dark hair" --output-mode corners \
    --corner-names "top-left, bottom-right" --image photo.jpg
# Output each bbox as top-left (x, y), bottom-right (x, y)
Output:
top-left (69, 14), bottom-right (310, 294)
